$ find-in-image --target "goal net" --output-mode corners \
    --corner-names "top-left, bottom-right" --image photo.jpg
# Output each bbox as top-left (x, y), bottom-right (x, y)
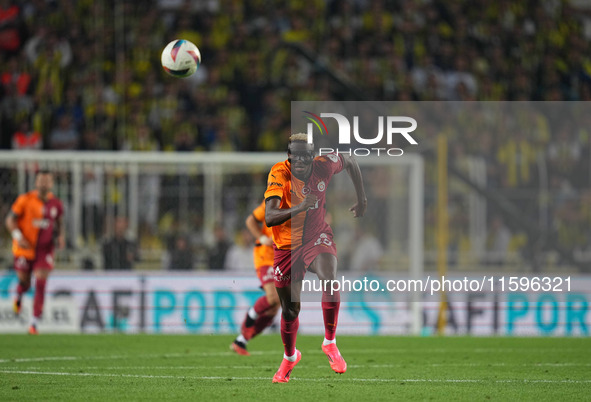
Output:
top-left (0, 149), bottom-right (424, 335)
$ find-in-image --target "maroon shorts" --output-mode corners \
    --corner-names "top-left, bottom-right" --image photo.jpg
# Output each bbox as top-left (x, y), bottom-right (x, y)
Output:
top-left (256, 264), bottom-right (274, 287)
top-left (273, 232), bottom-right (337, 288)
top-left (14, 250), bottom-right (55, 273)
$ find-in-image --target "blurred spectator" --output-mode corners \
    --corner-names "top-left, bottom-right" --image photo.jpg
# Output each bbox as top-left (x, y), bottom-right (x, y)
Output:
top-left (485, 215), bottom-right (512, 265)
top-left (208, 224), bottom-right (231, 270)
top-left (79, 134), bottom-right (105, 244)
top-left (444, 55), bottom-right (477, 100)
top-left (123, 123), bottom-right (161, 234)
top-left (24, 27), bottom-right (72, 68)
top-left (81, 164), bottom-right (104, 245)
top-left (1, 55), bottom-right (31, 95)
top-left (48, 114), bottom-right (80, 150)
top-left (0, 80), bottom-right (33, 141)
top-left (12, 118), bottom-right (41, 150)
top-left (224, 228), bottom-right (254, 271)
top-left (349, 225), bottom-right (384, 272)
top-left (0, 0), bottom-right (23, 54)
top-left (167, 234), bottom-right (194, 271)
top-left (102, 216), bottom-right (138, 270)
top-left (220, 90), bottom-right (247, 136)
top-left (79, 129), bottom-right (104, 151)
top-left (86, 100), bottom-right (117, 150)
top-left (547, 123), bottom-right (582, 180)
top-left (210, 126), bottom-right (238, 152)
top-left (54, 86), bottom-right (84, 131)
top-left (496, 130), bottom-right (538, 188)
top-left (173, 127), bottom-right (196, 151)
top-left (553, 195), bottom-right (588, 262)
top-left (188, 214), bottom-right (209, 270)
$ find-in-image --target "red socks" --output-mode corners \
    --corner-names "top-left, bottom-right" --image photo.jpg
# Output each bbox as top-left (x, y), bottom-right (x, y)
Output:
top-left (243, 295), bottom-right (276, 337)
top-left (322, 290), bottom-right (340, 341)
top-left (16, 281), bottom-right (30, 300)
top-left (252, 295), bottom-right (275, 336)
top-left (33, 278), bottom-right (46, 318)
top-left (280, 316), bottom-right (299, 356)
top-left (279, 289), bottom-right (339, 356)
top-left (253, 314), bottom-right (275, 336)
top-left (253, 295), bottom-right (271, 315)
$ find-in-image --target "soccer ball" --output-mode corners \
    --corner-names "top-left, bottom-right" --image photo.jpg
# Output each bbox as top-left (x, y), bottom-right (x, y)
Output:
top-left (161, 39), bottom-right (201, 78)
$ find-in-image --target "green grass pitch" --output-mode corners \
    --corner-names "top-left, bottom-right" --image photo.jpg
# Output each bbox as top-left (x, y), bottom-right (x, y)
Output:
top-left (0, 334), bottom-right (589, 401)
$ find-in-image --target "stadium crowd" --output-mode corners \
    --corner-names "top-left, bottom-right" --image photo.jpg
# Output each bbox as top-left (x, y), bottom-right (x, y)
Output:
top-left (1, 0), bottom-right (590, 270)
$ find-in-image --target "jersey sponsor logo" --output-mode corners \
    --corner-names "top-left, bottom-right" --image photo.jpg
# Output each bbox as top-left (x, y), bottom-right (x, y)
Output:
top-left (327, 153), bottom-right (340, 163)
top-left (302, 186), bottom-right (311, 195)
top-left (314, 233), bottom-right (333, 247)
top-left (317, 181), bottom-right (326, 192)
top-left (32, 218), bottom-right (51, 229)
top-left (262, 266), bottom-right (274, 282)
top-left (269, 182), bottom-right (283, 188)
top-left (274, 266), bottom-right (290, 282)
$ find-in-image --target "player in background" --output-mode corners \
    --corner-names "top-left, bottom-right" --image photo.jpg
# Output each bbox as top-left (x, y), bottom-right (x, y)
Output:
top-left (6, 170), bottom-right (65, 334)
top-left (231, 200), bottom-right (280, 355)
top-left (265, 134), bottom-right (366, 383)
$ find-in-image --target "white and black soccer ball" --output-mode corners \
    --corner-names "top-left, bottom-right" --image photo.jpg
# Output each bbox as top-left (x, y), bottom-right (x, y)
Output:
top-left (161, 39), bottom-right (201, 78)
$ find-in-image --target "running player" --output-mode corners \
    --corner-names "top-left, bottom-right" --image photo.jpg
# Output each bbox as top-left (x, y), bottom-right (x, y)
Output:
top-left (6, 170), bottom-right (65, 334)
top-left (231, 200), bottom-right (279, 355)
top-left (265, 134), bottom-right (366, 383)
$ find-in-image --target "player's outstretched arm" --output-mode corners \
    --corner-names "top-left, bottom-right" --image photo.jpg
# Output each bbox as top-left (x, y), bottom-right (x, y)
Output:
top-left (342, 155), bottom-right (367, 218)
top-left (265, 195), bottom-right (318, 227)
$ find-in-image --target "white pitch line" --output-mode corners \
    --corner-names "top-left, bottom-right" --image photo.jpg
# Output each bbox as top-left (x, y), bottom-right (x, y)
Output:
top-left (0, 370), bottom-right (180, 379)
top-left (0, 370), bottom-right (590, 384)
top-left (349, 363), bottom-right (591, 368)
top-left (10, 366), bottom-right (277, 370)
top-left (10, 363), bottom-right (591, 371)
top-left (0, 351), bottom-right (278, 364)
top-left (0, 356), bottom-right (80, 363)
top-left (2, 353), bottom-right (590, 369)
top-left (3, 346), bottom-right (587, 364)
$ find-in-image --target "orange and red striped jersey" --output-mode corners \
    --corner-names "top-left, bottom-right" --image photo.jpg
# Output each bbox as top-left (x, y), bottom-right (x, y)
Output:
top-left (10, 190), bottom-right (63, 260)
top-left (264, 153), bottom-right (344, 250)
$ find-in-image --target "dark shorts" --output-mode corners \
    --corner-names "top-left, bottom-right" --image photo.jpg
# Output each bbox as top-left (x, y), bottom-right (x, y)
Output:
top-left (273, 232), bottom-right (337, 288)
top-left (14, 250), bottom-right (55, 273)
